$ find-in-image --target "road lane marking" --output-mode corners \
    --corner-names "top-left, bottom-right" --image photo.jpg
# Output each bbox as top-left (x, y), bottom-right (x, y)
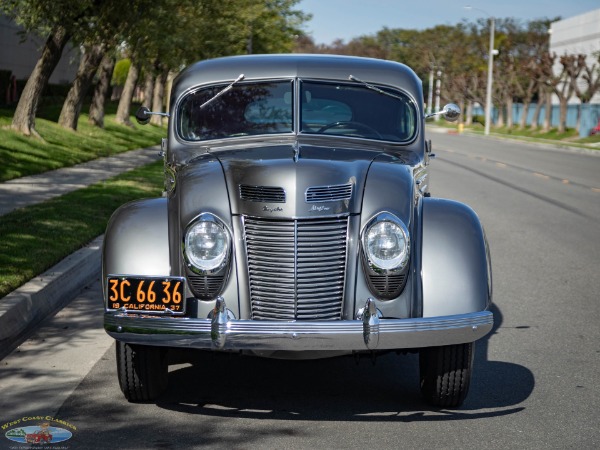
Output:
top-left (533, 172), bottom-right (550, 179)
top-left (436, 147), bottom-right (598, 193)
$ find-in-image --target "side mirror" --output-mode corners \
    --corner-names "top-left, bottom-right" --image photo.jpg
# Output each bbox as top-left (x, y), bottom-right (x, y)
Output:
top-left (425, 103), bottom-right (461, 122)
top-left (135, 106), bottom-right (151, 125)
top-left (442, 103), bottom-right (461, 122)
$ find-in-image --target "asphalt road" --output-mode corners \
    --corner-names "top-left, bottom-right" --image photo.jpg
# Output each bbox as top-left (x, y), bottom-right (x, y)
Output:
top-left (1, 133), bottom-right (599, 449)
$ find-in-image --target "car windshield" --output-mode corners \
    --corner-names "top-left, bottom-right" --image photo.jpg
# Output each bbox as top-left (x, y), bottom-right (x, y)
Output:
top-left (300, 80), bottom-right (416, 142)
top-left (179, 81), bottom-right (293, 141)
top-left (178, 79), bottom-right (417, 143)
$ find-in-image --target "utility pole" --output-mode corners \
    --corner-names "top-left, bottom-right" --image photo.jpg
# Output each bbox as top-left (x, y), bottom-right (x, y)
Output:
top-left (484, 16), bottom-right (495, 135)
top-left (465, 6), bottom-right (497, 135)
top-left (434, 70), bottom-right (442, 121)
top-left (427, 68), bottom-right (434, 116)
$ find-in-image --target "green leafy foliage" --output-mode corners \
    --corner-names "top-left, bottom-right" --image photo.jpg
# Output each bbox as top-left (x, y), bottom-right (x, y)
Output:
top-left (111, 59), bottom-right (132, 86)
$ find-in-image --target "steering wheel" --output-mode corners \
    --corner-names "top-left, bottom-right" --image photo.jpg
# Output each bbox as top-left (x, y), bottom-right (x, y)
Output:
top-left (317, 121), bottom-right (382, 139)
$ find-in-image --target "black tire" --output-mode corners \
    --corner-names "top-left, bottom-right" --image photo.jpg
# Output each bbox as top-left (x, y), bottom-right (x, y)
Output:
top-left (116, 341), bottom-right (168, 402)
top-left (419, 342), bottom-right (474, 408)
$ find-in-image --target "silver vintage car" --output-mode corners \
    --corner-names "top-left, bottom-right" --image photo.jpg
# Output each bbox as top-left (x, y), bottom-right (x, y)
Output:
top-left (103, 54), bottom-right (493, 407)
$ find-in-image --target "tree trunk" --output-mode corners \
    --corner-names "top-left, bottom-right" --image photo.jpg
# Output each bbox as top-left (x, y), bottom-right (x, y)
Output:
top-left (506, 97), bottom-right (514, 128)
top-left (543, 91), bottom-right (552, 132)
top-left (531, 89), bottom-right (544, 131)
top-left (519, 102), bottom-right (530, 130)
top-left (575, 103), bottom-right (581, 133)
top-left (496, 103), bottom-right (504, 128)
top-left (465, 100), bottom-right (473, 126)
top-left (164, 71), bottom-right (176, 115)
top-left (10, 25), bottom-right (71, 136)
top-left (58, 44), bottom-right (105, 131)
top-left (115, 62), bottom-right (140, 126)
top-left (142, 72), bottom-right (154, 108)
top-left (558, 98), bottom-right (568, 133)
top-left (89, 54), bottom-right (115, 128)
top-left (150, 69), bottom-right (169, 126)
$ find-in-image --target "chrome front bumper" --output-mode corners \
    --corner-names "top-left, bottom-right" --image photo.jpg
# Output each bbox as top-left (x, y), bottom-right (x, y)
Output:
top-left (105, 298), bottom-right (493, 351)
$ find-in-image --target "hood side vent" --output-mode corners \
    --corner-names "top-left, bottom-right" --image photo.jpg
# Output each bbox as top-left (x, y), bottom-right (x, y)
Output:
top-left (240, 185), bottom-right (286, 203)
top-left (306, 183), bottom-right (353, 203)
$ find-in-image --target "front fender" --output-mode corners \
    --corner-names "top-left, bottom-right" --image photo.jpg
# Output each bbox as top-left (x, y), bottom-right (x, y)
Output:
top-left (102, 197), bottom-right (170, 281)
top-left (421, 198), bottom-right (492, 317)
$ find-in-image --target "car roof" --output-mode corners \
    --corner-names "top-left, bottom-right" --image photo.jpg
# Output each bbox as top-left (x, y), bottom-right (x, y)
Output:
top-left (171, 54), bottom-right (423, 105)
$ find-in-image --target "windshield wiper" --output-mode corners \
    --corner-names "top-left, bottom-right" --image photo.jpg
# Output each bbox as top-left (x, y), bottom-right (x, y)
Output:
top-left (200, 73), bottom-right (245, 109)
top-left (348, 75), bottom-right (405, 102)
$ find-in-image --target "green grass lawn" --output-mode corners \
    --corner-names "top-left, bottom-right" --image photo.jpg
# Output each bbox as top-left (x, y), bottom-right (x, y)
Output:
top-left (0, 160), bottom-right (164, 298)
top-left (0, 102), bottom-right (166, 182)
top-left (0, 102), bottom-right (167, 297)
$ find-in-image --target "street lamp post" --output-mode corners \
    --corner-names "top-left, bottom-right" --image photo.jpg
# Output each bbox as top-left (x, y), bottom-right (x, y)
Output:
top-left (465, 6), bottom-right (496, 136)
top-left (484, 16), bottom-right (495, 136)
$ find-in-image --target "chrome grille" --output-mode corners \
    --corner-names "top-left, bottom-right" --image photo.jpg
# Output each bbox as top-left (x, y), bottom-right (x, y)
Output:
top-left (306, 183), bottom-right (353, 202)
top-left (239, 185), bottom-right (286, 203)
top-left (244, 216), bottom-right (348, 320)
top-left (187, 274), bottom-right (225, 299)
top-left (366, 273), bottom-right (407, 300)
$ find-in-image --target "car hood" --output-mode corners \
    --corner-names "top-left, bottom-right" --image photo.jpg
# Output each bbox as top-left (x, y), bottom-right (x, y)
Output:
top-left (209, 143), bottom-right (379, 218)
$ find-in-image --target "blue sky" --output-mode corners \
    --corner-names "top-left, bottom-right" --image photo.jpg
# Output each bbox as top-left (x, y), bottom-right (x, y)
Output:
top-left (299, 0), bottom-right (600, 44)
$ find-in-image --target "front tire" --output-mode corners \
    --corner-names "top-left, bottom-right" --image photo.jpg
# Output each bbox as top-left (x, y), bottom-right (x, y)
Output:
top-left (116, 341), bottom-right (168, 402)
top-left (419, 342), bottom-right (474, 408)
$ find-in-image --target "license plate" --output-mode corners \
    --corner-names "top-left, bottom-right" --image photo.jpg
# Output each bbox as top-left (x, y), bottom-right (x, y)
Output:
top-left (107, 276), bottom-right (186, 314)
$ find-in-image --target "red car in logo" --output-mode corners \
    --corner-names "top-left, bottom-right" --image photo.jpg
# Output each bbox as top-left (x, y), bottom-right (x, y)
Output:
top-left (25, 431), bottom-right (52, 444)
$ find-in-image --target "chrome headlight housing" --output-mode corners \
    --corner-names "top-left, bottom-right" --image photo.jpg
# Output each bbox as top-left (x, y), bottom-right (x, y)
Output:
top-left (183, 213), bottom-right (231, 275)
top-left (362, 212), bottom-right (410, 274)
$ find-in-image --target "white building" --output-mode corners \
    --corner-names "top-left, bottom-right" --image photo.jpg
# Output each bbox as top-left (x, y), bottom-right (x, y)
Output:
top-left (549, 8), bottom-right (600, 105)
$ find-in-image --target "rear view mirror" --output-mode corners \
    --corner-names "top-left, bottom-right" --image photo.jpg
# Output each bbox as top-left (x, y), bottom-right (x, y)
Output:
top-left (442, 103), bottom-right (461, 122)
top-left (135, 106), bottom-right (151, 125)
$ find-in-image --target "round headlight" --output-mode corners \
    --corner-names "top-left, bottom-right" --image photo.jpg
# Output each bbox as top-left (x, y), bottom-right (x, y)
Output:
top-left (364, 219), bottom-right (410, 272)
top-left (184, 217), bottom-right (230, 273)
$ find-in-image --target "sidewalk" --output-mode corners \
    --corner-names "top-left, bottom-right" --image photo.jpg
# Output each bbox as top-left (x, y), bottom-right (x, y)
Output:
top-left (0, 146), bottom-right (161, 360)
top-left (0, 146), bottom-right (161, 216)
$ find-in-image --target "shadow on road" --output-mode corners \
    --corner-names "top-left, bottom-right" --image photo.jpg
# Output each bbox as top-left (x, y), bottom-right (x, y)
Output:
top-left (53, 303), bottom-right (535, 449)
top-left (155, 303), bottom-right (533, 422)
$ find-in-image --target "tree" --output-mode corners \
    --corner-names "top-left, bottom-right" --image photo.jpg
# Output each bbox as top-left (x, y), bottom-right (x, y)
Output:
top-left (58, 0), bottom-right (160, 130)
top-left (514, 19), bottom-right (554, 130)
top-left (150, 67), bottom-right (169, 126)
top-left (8, 24), bottom-right (71, 136)
top-left (552, 54), bottom-right (585, 133)
top-left (0, 0), bottom-right (96, 136)
top-left (141, 71), bottom-right (155, 109)
top-left (576, 52), bottom-right (600, 103)
top-left (115, 62), bottom-right (139, 126)
top-left (89, 53), bottom-right (115, 127)
top-left (58, 44), bottom-right (106, 130)
top-left (109, 0), bottom-right (309, 126)
top-left (573, 52), bottom-right (600, 132)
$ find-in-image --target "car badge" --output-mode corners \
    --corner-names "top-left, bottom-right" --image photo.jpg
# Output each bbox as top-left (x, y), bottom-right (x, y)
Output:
top-left (262, 205), bottom-right (283, 213)
top-left (310, 205), bottom-right (331, 212)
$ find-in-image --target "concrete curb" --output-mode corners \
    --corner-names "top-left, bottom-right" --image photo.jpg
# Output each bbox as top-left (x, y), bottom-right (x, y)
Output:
top-left (0, 235), bottom-right (103, 360)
